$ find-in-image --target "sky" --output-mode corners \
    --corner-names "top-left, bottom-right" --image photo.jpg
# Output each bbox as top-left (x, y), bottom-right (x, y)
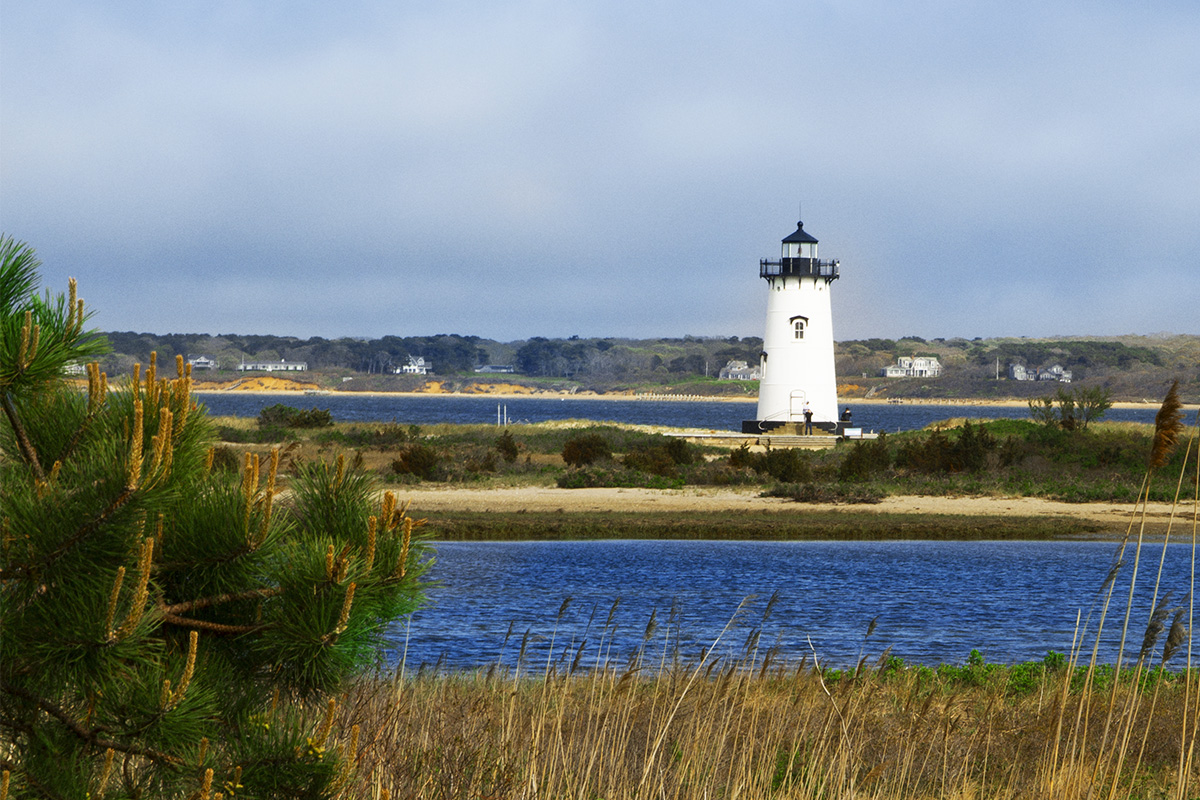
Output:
top-left (1, 0), bottom-right (1197, 342)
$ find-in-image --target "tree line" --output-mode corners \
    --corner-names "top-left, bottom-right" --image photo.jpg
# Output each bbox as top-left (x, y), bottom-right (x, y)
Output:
top-left (96, 331), bottom-right (766, 381)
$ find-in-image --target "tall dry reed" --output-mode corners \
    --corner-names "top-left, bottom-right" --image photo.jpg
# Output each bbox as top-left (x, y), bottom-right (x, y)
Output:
top-left (326, 385), bottom-right (1199, 799)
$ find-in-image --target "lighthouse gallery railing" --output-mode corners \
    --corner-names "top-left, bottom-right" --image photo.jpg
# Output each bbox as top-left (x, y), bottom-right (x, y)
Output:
top-left (759, 257), bottom-right (840, 279)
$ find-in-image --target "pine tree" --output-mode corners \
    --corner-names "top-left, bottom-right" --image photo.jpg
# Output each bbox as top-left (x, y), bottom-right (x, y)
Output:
top-left (0, 237), bottom-right (429, 798)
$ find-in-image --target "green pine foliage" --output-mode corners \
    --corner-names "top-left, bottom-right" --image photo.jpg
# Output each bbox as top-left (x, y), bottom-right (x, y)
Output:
top-left (0, 239), bottom-right (430, 799)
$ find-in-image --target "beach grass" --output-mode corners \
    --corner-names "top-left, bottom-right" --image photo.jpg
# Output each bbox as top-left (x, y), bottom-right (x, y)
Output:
top-left (336, 635), bottom-right (1196, 798)
top-left (421, 509), bottom-right (1103, 540)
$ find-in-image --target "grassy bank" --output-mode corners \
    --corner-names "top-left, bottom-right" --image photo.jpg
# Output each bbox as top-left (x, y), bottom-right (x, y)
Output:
top-left (338, 648), bottom-right (1197, 798)
top-left (212, 411), bottom-right (1198, 506)
top-left (420, 509), bottom-right (1103, 540)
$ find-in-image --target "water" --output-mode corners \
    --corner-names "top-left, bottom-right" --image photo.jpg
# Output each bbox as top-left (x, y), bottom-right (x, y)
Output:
top-left (193, 393), bottom-right (1177, 670)
top-left (197, 393), bottom-right (1162, 432)
top-left (396, 539), bottom-right (1194, 671)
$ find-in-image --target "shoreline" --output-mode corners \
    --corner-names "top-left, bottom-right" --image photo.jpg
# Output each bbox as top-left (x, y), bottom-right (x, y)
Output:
top-left (191, 387), bottom-right (1182, 411)
top-left (396, 486), bottom-right (1184, 540)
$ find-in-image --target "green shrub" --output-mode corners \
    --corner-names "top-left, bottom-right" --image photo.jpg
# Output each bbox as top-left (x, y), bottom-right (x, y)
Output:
top-left (216, 424), bottom-right (295, 444)
top-left (623, 446), bottom-right (679, 477)
top-left (679, 462), bottom-right (761, 486)
top-left (334, 421), bottom-right (420, 449)
top-left (622, 438), bottom-right (694, 478)
top-left (836, 433), bottom-right (890, 482)
top-left (1028, 386), bottom-right (1112, 430)
top-left (257, 403), bottom-right (334, 429)
top-left (496, 429), bottom-right (520, 462)
top-left (556, 466), bottom-right (684, 489)
top-left (209, 443), bottom-right (242, 472)
top-left (562, 433), bottom-right (612, 467)
top-left (392, 443), bottom-right (443, 480)
top-left (895, 422), bottom-right (995, 474)
top-left (764, 483), bottom-right (885, 504)
top-left (762, 448), bottom-right (814, 483)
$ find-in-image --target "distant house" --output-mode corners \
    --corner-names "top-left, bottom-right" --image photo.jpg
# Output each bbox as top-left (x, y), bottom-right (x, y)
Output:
top-left (237, 359), bottom-right (308, 372)
top-left (1009, 363), bottom-right (1072, 383)
top-left (187, 355), bottom-right (217, 371)
top-left (63, 362), bottom-right (88, 376)
top-left (396, 355), bottom-right (431, 375)
top-left (879, 356), bottom-right (942, 378)
top-left (474, 364), bottom-right (516, 374)
top-left (718, 359), bottom-right (760, 380)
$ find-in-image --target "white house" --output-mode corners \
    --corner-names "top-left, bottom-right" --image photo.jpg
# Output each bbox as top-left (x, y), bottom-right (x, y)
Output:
top-left (880, 356), bottom-right (942, 378)
top-left (187, 355), bottom-right (217, 370)
top-left (1010, 363), bottom-right (1072, 382)
top-left (719, 360), bottom-right (760, 380)
top-left (397, 355), bottom-right (431, 375)
top-left (237, 359), bottom-right (308, 372)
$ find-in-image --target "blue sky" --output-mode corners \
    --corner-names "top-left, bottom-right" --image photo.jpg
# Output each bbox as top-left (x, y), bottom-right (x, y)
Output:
top-left (2, 0), bottom-right (1197, 341)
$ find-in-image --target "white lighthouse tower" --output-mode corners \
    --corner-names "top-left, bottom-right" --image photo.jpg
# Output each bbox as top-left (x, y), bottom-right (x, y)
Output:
top-left (743, 217), bottom-right (841, 434)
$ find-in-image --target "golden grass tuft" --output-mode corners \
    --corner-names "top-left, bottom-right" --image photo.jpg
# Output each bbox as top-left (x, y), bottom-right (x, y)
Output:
top-left (335, 653), bottom-right (1198, 799)
top-left (1151, 380), bottom-right (1185, 470)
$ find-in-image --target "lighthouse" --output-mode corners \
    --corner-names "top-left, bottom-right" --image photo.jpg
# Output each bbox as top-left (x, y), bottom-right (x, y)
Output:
top-left (743, 217), bottom-right (841, 434)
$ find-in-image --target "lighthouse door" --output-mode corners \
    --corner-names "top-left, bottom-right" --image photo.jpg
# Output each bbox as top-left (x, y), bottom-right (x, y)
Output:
top-left (789, 391), bottom-right (807, 421)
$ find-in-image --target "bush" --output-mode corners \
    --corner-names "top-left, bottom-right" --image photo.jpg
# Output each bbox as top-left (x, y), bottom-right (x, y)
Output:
top-left (679, 461), bottom-right (761, 486)
top-left (762, 448), bottom-right (813, 483)
top-left (556, 466), bottom-right (684, 489)
top-left (894, 422), bottom-right (995, 474)
top-left (0, 241), bottom-right (430, 797)
top-left (836, 433), bottom-right (890, 482)
top-left (496, 429), bottom-right (520, 462)
top-left (257, 402), bottom-right (334, 429)
top-left (622, 438), bottom-right (695, 478)
top-left (392, 443), bottom-right (443, 480)
top-left (763, 483), bottom-right (885, 504)
top-left (1028, 386), bottom-right (1112, 431)
top-left (562, 433), bottom-right (612, 467)
top-left (335, 421), bottom-right (421, 449)
top-left (209, 443), bottom-right (242, 472)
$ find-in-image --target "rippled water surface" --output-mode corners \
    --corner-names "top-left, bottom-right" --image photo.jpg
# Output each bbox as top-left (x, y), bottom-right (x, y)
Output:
top-left (198, 393), bottom-right (1162, 432)
top-left (394, 539), bottom-right (1193, 671)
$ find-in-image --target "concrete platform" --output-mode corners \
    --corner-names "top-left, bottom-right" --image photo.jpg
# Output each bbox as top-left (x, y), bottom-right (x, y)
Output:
top-left (666, 432), bottom-right (876, 450)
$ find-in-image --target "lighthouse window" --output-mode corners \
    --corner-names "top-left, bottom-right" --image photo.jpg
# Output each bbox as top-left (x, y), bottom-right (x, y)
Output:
top-left (793, 320), bottom-right (805, 339)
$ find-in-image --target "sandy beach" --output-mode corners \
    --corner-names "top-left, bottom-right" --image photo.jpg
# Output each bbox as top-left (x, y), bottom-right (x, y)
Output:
top-left (396, 484), bottom-right (1192, 535)
top-left (191, 378), bottom-right (1181, 412)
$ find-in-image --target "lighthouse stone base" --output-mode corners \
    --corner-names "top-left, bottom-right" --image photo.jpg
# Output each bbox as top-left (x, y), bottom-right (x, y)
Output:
top-left (741, 419), bottom-right (841, 435)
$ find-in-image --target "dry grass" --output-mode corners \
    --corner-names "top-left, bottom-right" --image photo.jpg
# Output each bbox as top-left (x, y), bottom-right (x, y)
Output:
top-left (331, 653), bottom-right (1197, 799)
top-left (315, 394), bottom-right (1200, 799)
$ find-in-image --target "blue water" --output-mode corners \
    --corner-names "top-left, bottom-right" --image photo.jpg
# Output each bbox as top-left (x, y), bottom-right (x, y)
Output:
top-left (396, 539), bottom-right (1194, 671)
top-left (194, 393), bottom-right (1180, 670)
top-left (197, 393), bottom-right (1162, 433)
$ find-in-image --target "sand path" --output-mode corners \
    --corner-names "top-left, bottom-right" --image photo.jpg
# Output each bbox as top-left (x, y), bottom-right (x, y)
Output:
top-left (398, 485), bottom-right (1191, 532)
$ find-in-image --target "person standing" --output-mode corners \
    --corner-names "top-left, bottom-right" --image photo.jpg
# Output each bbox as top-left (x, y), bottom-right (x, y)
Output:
top-left (803, 402), bottom-right (814, 435)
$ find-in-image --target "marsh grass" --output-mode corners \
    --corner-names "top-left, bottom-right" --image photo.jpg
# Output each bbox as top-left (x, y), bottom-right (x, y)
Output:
top-left (311, 389), bottom-right (1200, 799)
top-left (335, 638), bottom-right (1196, 798)
top-left (422, 509), bottom-right (1097, 540)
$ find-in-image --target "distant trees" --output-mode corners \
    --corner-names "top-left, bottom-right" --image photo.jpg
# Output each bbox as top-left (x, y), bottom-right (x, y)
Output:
top-left (1029, 386), bottom-right (1114, 431)
top-left (970, 341), bottom-right (1162, 374)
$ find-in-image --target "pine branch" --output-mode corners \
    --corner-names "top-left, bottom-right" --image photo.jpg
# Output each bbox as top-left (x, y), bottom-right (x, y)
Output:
top-left (0, 755), bottom-right (63, 800)
top-left (1, 681), bottom-right (181, 765)
top-left (159, 612), bottom-right (265, 635)
top-left (159, 586), bottom-right (283, 615)
top-left (2, 392), bottom-right (45, 481)
top-left (0, 487), bottom-right (136, 580)
top-left (49, 406), bottom-right (101, 473)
